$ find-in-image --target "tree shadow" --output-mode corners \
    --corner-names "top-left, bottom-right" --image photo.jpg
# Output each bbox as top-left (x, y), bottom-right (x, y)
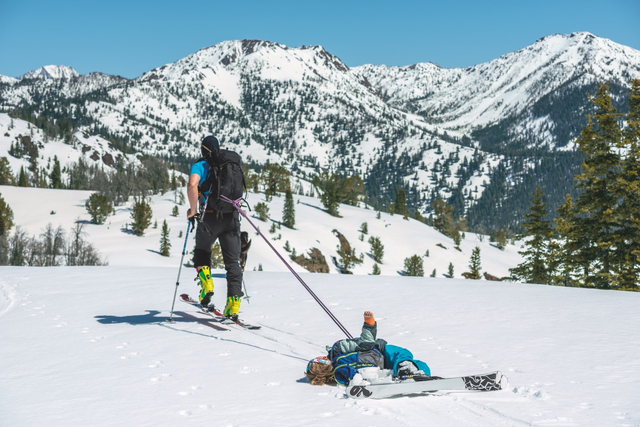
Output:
top-left (299, 202), bottom-right (327, 214)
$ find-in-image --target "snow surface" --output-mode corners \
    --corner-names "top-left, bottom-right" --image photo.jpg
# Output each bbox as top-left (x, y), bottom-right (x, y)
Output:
top-left (1, 185), bottom-right (640, 426)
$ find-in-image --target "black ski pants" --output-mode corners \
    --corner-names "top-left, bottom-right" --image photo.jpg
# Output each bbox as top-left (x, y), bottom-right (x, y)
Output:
top-left (193, 211), bottom-right (243, 298)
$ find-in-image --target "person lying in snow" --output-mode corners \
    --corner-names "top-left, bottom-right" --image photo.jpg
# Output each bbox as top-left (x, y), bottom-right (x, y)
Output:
top-left (305, 311), bottom-right (433, 386)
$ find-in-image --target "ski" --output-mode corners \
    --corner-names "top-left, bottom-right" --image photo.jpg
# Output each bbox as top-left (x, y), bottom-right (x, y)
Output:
top-left (346, 371), bottom-right (508, 399)
top-left (179, 294), bottom-right (261, 330)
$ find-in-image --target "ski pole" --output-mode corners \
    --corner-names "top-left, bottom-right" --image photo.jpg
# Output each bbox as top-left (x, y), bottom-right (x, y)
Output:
top-left (242, 277), bottom-right (250, 304)
top-left (168, 219), bottom-right (194, 323)
top-left (220, 195), bottom-right (353, 339)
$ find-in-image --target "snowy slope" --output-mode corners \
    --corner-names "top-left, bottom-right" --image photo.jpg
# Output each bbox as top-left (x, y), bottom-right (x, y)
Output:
top-left (0, 185), bottom-right (518, 277)
top-left (0, 113), bottom-right (139, 180)
top-left (1, 183), bottom-right (639, 426)
top-left (1, 267), bottom-right (638, 426)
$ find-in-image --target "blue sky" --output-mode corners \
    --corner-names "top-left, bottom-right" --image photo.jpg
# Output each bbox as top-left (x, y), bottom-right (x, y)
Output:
top-left (0, 0), bottom-right (638, 79)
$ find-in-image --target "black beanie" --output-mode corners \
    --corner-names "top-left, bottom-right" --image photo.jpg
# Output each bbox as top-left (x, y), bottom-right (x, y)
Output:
top-left (201, 135), bottom-right (220, 158)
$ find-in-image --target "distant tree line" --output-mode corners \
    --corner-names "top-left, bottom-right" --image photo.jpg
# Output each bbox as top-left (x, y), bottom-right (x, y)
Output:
top-left (0, 222), bottom-right (105, 266)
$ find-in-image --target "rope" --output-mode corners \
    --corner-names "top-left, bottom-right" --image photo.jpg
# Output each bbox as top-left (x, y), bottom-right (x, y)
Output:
top-left (220, 195), bottom-right (353, 339)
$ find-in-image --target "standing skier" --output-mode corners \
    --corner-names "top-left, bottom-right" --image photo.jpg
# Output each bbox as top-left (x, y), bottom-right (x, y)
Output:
top-left (187, 135), bottom-right (245, 321)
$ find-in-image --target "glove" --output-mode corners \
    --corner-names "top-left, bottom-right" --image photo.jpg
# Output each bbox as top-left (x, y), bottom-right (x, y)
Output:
top-left (188, 212), bottom-right (200, 232)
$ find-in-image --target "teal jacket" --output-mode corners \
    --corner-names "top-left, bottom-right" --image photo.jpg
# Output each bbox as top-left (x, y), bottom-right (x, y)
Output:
top-left (328, 320), bottom-right (387, 356)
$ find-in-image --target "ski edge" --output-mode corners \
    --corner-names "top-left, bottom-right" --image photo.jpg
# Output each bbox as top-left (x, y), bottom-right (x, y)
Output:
top-left (345, 371), bottom-right (508, 399)
top-left (179, 294), bottom-right (261, 330)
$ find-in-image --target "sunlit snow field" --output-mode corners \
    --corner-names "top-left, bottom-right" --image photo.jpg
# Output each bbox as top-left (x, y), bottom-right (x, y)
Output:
top-left (1, 186), bottom-right (639, 426)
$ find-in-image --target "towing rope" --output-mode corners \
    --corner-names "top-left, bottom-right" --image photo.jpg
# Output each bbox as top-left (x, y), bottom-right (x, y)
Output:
top-left (220, 195), bottom-right (353, 339)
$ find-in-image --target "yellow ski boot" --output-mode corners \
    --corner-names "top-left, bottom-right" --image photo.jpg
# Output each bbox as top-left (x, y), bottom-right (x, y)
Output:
top-left (196, 266), bottom-right (214, 307)
top-left (223, 296), bottom-right (241, 321)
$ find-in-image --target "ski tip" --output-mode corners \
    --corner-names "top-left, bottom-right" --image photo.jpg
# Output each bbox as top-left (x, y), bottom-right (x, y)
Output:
top-left (497, 372), bottom-right (509, 390)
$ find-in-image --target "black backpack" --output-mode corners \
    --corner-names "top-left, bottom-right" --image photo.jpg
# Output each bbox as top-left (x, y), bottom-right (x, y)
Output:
top-left (199, 149), bottom-right (245, 214)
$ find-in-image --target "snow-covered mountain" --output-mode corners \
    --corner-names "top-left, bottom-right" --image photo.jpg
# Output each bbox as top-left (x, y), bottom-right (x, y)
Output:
top-left (354, 32), bottom-right (640, 149)
top-left (1, 33), bottom-right (638, 232)
top-left (19, 65), bottom-right (79, 80)
top-left (0, 74), bottom-right (18, 84)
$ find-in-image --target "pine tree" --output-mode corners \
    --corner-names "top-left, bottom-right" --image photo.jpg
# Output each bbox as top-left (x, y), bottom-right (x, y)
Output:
top-left (493, 230), bottom-right (507, 250)
top-left (0, 194), bottom-right (14, 236)
top-left (130, 197), bottom-right (153, 236)
top-left (160, 220), bottom-right (171, 256)
top-left (552, 194), bottom-right (582, 286)
top-left (404, 255), bottom-right (424, 277)
top-left (448, 262), bottom-right (454, 278)
top-left (282, 188), bottom-right (295, 228)
top-left (569, 83), bottom-right (623, 288)
top-left (360, 222), bottom-right (368, 235)
top-left (262, 163), bottom-right (290, 197)
top-left (254, 202), bottom-right (270, 221)
top-left (431, 199), bottom-right (456, 237)
top-left (49, 155), bottom-right (63, 189)
top-left (509, 186), bottom-right (554, 284)
top-left (17, 166), bottom-right (28, 187)
top-left (395, 188), bottom-right (407, 217)
top-left (171, 205), bottom-right (179, 217)
top-left (615, 79), bottom-right (640, 289)
top-left (85, 193), bottom-right (113, 224)
top-left (313, 172), bottom-right (342, 216)
top-left (334, 229), bottom-right (362, 271)
top-left (372, 263), bottom-right (381, 275)
top-left (368, 236), bottom-right (384, 264)
top-left (0, 157), bottom-right (14, 185)
top-left (467, 246), bottom-right (481, 279)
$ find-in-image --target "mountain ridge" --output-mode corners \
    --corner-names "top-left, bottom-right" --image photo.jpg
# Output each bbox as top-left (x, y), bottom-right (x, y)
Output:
top-left (19, 65), bottom-right (80, 80)
top-left (1, 32), bottom-right (638, 233)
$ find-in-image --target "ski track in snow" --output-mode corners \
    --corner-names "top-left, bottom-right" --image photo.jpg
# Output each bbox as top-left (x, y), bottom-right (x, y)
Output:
top-left (0, 276), bottom-right (24, 317)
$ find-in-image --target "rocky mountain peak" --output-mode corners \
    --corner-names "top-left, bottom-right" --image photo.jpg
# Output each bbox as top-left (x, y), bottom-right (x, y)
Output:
top-left (19, 65), bottom-right (79, 80)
